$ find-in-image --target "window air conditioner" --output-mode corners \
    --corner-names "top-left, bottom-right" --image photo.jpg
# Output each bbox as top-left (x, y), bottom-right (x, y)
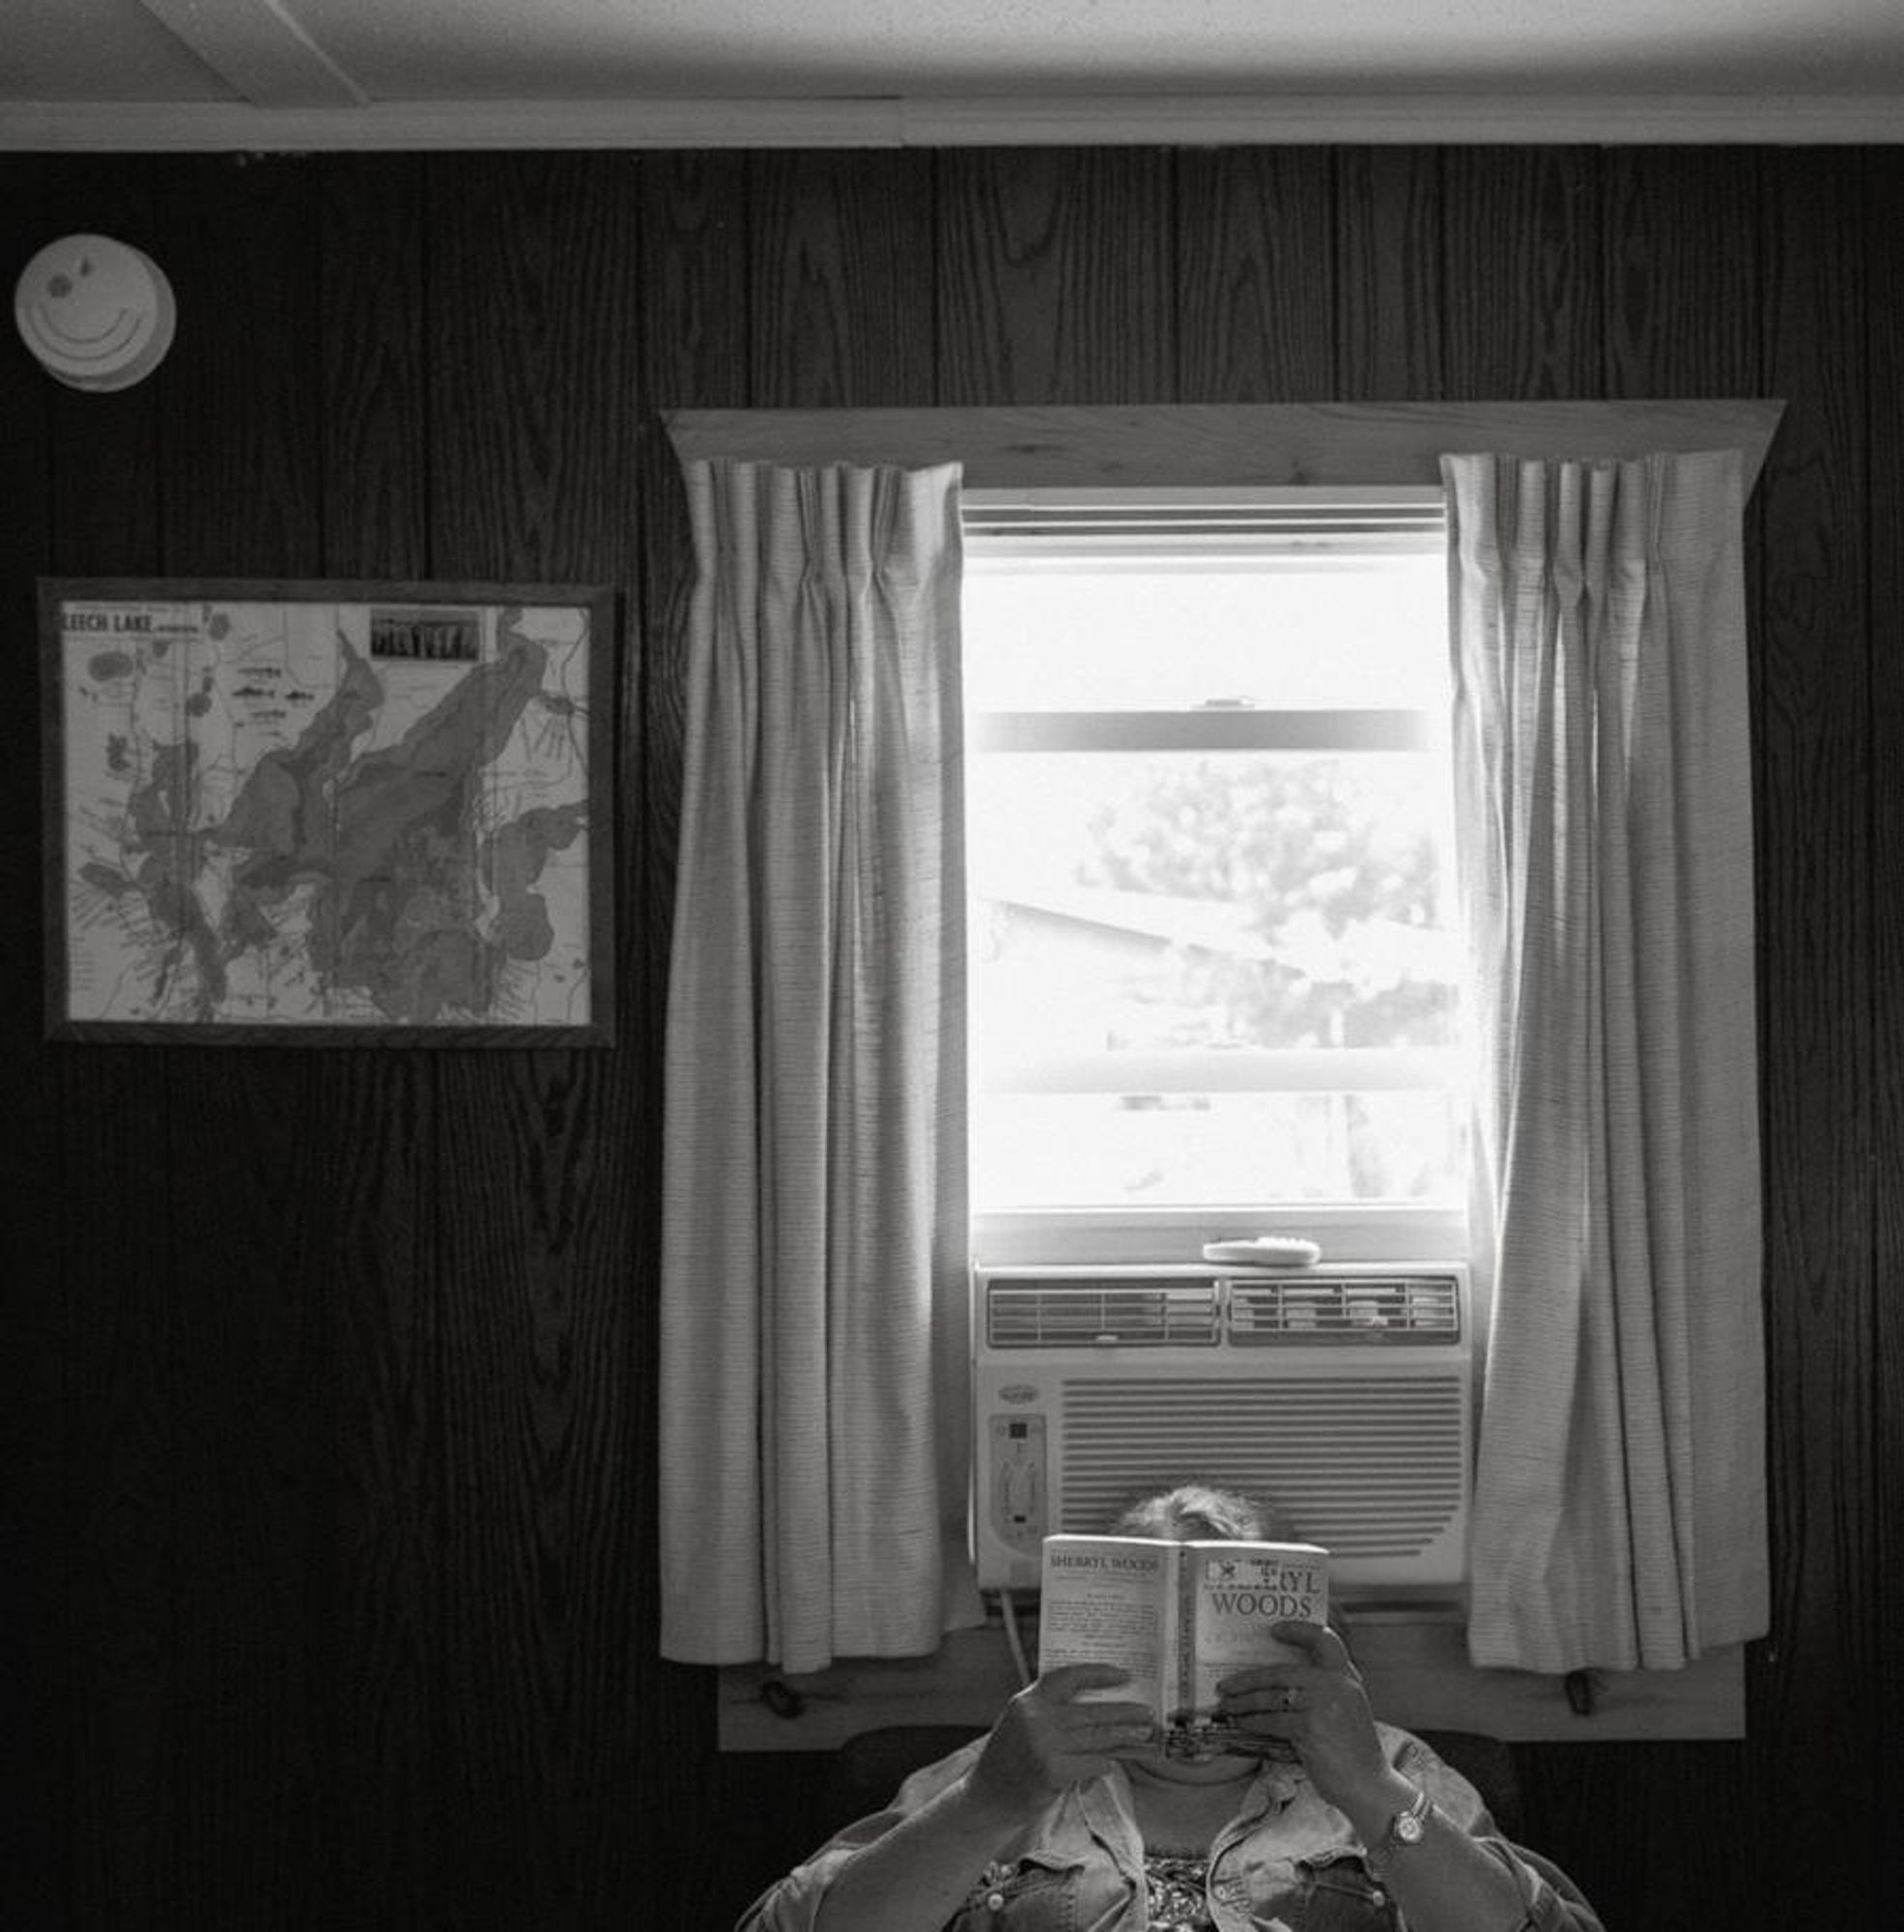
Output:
top-left (971, 1263), bottom-right (1473, 1600)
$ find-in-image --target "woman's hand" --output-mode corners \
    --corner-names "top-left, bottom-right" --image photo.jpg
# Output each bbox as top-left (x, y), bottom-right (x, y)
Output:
top-left (812, 1669), bottom-right (1153, 1932)
top-left (1216, 1622), bottom-right (1392, 1817)
top-left (964, 1665), bottom-right (1156, 1817)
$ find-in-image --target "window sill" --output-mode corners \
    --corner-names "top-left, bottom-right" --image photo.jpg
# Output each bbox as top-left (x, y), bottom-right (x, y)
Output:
top-left (971, 1204), bottom-right (1470, 1269)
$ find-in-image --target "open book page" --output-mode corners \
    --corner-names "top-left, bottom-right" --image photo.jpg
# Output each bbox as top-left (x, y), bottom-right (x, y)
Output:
top-left (1035, 1535), bottom-right (1176, 1724)
top-left (1179, 1540), bottom-right (1329, 1726)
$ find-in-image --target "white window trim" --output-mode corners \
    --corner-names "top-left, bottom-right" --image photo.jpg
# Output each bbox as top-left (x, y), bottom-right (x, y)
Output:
top-left (962, 478), bottom-right (1461, 1262)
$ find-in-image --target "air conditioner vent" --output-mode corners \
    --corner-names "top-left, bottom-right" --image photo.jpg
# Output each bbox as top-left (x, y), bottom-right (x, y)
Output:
top-left (1060, 1374), bottom-right (1468, 1558)
top-left (1227, 1272), bottom-right (1462, 1342)
top-left (985, 1277), bottom-right (1221, 1348)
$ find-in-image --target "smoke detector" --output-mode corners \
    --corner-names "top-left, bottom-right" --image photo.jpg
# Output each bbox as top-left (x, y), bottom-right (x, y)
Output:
top-left (14, 233), bottom-right (177, 392)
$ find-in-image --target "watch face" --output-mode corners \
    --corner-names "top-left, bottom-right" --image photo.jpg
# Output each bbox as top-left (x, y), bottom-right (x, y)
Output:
top-left (1394, 1811), bottom-right (1427, 1845)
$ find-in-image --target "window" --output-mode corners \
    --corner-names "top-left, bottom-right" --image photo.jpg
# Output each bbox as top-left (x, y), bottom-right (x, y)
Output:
top-left (666, 397), bottom-right (1779, 1279)
top-left (962, 487), bottom-right (1468, 1265)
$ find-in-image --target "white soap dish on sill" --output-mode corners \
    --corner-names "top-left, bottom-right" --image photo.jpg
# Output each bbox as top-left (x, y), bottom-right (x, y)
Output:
top-left (1201, 1236), bottom-right (1322, 1268)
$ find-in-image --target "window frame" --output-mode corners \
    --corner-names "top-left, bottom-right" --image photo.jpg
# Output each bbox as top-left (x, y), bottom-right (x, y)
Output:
top-left (665, 398), bottom-right (1782, 1274)
top-left (959, 483), bottom-right (1465, 1259)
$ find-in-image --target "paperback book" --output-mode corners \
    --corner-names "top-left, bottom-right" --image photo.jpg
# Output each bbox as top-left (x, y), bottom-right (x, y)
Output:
top-left (1037, 1533), bottom-right (1329, 1757)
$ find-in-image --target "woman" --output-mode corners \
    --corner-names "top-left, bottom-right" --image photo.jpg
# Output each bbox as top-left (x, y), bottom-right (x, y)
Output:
top-left (738, 1485), bottom-right (1603, 1932)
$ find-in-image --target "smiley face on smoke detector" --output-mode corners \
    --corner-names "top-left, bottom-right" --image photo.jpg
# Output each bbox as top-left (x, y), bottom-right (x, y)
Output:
top-left (14, 233), bottom-right (177, 391)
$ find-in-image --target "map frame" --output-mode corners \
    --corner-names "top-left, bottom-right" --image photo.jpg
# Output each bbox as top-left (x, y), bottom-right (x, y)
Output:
top-left (40, 577), bottom-right (616, 1046)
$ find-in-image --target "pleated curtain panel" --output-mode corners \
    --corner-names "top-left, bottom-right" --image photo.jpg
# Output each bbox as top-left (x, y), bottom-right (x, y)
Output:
top-left (659, 460), bottom-right (971, 1674)
top-left (1443, 449), bottom-right (1768, 1674)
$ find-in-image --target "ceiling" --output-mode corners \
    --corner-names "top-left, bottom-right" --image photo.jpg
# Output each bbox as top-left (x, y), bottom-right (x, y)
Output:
top-left (5, 0), bottom-right (1902, 148)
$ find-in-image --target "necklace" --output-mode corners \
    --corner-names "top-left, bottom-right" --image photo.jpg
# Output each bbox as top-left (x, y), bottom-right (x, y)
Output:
top-left (1143, 1853), bottom-right (1214, 1931)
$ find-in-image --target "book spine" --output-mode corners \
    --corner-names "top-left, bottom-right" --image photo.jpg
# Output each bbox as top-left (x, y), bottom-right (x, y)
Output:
top-left (1174, 1547), bottom-right (1196, 1721)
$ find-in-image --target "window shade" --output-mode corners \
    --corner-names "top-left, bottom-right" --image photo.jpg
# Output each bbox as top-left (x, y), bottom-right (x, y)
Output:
top-left (961, 485), bottom-right (1446, 558)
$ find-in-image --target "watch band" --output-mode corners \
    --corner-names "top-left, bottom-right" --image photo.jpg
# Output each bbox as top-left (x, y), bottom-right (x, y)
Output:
top-left (1376, 1781), bottom-right (1434, 1859)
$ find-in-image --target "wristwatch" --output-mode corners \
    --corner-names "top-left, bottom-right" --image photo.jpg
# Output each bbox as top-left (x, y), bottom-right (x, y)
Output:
top-left (1375, 1782), bottom-right (1434, 1860)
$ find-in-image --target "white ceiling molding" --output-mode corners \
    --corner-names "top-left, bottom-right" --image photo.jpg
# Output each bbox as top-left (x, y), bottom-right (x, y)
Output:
top-left (3, 91), bottom-right (1901, 150)
top-left (136, 0), bottom-right (366, 108)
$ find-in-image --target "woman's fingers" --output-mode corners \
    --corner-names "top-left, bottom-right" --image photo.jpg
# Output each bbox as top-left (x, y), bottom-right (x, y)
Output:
top-left (1026, 1666), bottom-right (1152, 1745)
top-left (1258, 1619), bottom-right (1353, 1671)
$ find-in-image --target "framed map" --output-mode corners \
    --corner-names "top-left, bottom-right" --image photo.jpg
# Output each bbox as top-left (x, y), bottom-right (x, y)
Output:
top-left (41, 580), bottom-right (614, 1044)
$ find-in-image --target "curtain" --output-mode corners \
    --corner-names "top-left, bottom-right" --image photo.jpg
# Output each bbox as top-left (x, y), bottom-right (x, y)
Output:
top-left (658, 459), bottom-right (971, 1674)
top-left (1444, 449), bottom-right (1767, 1674)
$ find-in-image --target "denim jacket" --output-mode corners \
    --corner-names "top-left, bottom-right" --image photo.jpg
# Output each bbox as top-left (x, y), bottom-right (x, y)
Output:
top-left (737, 1724), bottom-right (1604, 1932)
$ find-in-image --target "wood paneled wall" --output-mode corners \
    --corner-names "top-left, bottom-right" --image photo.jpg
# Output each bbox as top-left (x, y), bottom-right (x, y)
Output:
top-left (2, 146), bottom-right (1897, 1931)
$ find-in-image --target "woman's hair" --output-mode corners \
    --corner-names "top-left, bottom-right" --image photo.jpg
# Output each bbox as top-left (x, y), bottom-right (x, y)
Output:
top-left (1108, 1482), bottom-right (1287, 1544)
top-left (1109, 1481), bottom-right (1355, 1654)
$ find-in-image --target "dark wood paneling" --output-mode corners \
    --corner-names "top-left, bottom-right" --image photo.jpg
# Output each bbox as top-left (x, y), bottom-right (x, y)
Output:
top-left (318, 156), bottom-right (433, 580)
top-left (2, 155), bottom-right (68, 1932)
top-left (156, 1061), bottom-right (340, 1928)
top-left (935, 149), bottom-right (1174, 404)
top-left (60, 1054), bottom-right (188, 1932)
top-left (1332, 149), bottom-right (1443, 399)
top-left (1439, 147), bottom-right (1602, 400)
top-left (1752, 149), bottom-right (1881, 1924)
top-left (1863, 142), bottom-right (1904, 1856)
top-left (748, 150), bottom-right (936, 409)
top-left (312, 1055), bottom-right (440, 1928)
top-left (425, 1050), bottom-right (643, 1928)
top-left (154, 155), bottom-right (326, 576)
top-left (1173, 149), bottom-right (1336, 400)
top-left (4, 143), bottom-right (1896, 1932)
top-left (1602, 148), bottom-right (1763, 398)
top-left (423, 153), bottom-right (645, 584)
